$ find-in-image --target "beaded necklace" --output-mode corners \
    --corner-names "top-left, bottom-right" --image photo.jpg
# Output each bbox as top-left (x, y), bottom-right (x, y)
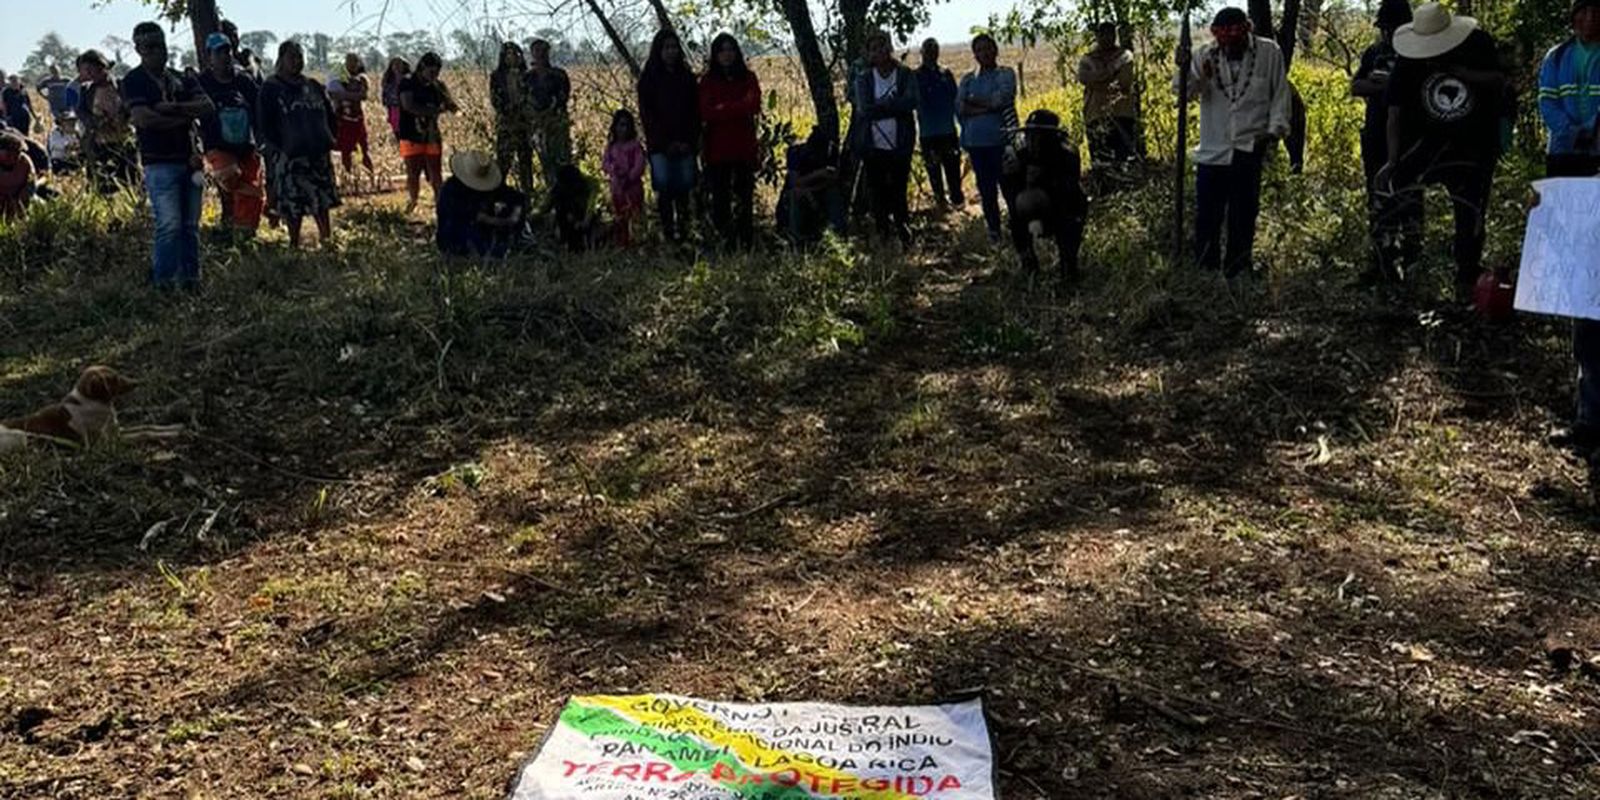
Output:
top-left (1208, 38), bottom-right (1256, 104)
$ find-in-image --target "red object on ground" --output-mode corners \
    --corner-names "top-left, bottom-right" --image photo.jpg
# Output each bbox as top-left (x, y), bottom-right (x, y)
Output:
top-left (1474, 271), bottom-right (1515, 322)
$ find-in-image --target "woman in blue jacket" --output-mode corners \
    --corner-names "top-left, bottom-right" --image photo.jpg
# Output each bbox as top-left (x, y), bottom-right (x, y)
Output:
top-left (851, 31), bottom-right (920, 245)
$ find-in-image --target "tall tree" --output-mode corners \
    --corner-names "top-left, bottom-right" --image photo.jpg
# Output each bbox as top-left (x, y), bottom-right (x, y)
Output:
top-left (777, 0), bottom-right (839, 141)
top-left (582, 0), bottom-right (642, 77)
top-left (646, 0), bottom-right (675, 31)
top-left (134, 0), bottom-right (220, 59)
top-left (101, 35), bottom-right (134, 68)
top-left (239, 30), bottom-right (279, 64)
top-left (21, 33), bottom-right (78, 79)
top-left (1248, 0), bottom-right (1303, 68)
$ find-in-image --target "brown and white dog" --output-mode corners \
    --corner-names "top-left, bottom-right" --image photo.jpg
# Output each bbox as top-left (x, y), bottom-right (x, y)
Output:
top-left (0, 366), bottom-right (140, 452)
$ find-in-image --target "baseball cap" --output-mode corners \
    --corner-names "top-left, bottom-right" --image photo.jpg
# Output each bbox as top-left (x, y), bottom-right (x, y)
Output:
top-left (205, 32), bottom-right (232, 52)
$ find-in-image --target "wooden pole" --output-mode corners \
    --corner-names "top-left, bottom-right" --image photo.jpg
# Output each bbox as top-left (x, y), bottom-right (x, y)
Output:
top-left (1173, 5), bottom-right (1192, 268)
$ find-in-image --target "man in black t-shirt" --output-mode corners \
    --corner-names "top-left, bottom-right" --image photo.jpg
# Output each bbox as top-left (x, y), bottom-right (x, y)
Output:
top-left (123, 21), bottom-right (213, 288)
top-left (1378, 2), bottom-right (1505, 297)
top-left (198, 32), bottom-right (262, 237)
top-left (1351, 0), bottom-right (1420, 286)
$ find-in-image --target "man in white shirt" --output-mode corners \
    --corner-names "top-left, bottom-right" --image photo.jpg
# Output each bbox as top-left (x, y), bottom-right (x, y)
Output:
top-left (1175, 7), bottom-right (1291, 279)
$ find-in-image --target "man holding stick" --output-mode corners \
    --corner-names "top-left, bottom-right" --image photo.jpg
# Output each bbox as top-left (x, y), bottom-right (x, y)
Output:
top-left (1175, 7), bottom-right (1291, 283)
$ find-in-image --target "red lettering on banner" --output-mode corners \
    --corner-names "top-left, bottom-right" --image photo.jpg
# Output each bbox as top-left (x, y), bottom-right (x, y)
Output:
top-left (558, 761), bottom-right (967, 794)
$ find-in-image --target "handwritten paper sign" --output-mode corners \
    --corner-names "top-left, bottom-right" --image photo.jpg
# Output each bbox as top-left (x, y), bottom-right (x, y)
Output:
top-left (507, 694), bottom-right (997, 799)
top-left (1516, 177), bottom-right (1600, 321)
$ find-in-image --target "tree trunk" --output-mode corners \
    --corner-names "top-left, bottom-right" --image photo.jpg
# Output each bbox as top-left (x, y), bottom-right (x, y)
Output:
top-left (582, 0), bottom-right (641, 78)
top-left (646, 0), bottom-right (674, 32)
top-left (187, 0), bottom-right (220, 60)
top-left (1278, 0), bottom-right (1302, 69)
top-left (1300, 0), bottom-right (1323, 48)
top-left (838, 0), bottom-right (870, 73)
top-left (778, 0), bottom-right (840, 143)
top-left (1247, 0), bottom-right (1276, 39)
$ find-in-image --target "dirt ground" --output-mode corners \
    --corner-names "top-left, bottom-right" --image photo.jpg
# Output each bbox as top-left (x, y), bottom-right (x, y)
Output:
top-left (3, 175), bottom-right (1600, 800)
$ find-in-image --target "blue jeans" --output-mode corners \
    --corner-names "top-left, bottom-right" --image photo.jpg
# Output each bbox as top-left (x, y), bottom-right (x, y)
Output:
top-left (649, 153), bottom-right (696, 196)
top-left (649, 153), bottom-right (696, 240)
top-left (143, 163), bottom-right (203, 287)
top-left (965, 145), bottom-right (1006, 236)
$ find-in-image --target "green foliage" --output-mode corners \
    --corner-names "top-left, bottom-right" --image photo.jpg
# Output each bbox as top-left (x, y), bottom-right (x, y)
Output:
top-left (19, 33), bottom-right (78, 79)
top-left (757, 93), bottom-right (798, 188)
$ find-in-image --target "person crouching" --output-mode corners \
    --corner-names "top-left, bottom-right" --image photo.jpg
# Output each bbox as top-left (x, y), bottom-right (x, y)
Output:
top-left (1001, 109), bottom-right (1087, 279)
top-left (437, 150), bottom-right (529, 258)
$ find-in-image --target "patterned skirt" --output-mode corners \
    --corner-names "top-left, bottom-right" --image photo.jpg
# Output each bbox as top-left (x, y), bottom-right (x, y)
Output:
top-left (266, 149), bottom-right (341, 218)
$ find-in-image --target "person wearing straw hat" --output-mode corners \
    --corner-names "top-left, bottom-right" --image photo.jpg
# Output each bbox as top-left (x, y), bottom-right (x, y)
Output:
top-left (1000, 109), bottom-right (1087, 279)
top-left (1539, 0), bottom-right (1600, 458)
top-left (1174, 6), bottom-right (1292, 283)
top-left (1350, 0), bottom-right (1418, 288)
top-left (1377, 1), bottom-right (1505, 298)
top-left (437, 149), bottom-right (529, 258)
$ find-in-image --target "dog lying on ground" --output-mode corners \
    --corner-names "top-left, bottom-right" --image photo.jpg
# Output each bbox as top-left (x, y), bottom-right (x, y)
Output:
top-left (0, 366), bottom-right (148, 452)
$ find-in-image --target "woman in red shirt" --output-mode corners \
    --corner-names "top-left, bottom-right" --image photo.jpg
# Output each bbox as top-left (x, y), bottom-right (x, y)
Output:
top-left (698, 33), bottom-right (761, 251)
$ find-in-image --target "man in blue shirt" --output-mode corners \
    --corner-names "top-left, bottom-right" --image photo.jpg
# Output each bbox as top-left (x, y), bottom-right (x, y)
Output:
top-left (122, 21), bottom-right (213, 289)
top-left (1540, 0), bottom-right (1600, 457)
top-left (957, 33), bottom-right (1019, 240)
top-left (915, 38), bottom-right (962, 209)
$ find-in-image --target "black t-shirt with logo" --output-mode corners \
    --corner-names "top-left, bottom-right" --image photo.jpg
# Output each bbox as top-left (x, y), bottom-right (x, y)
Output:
top-left (1386, 29), bottom-right (1502, 164)
top-left (121, 65), bottom-right (203, 164)
top-left (197, 72), bottom-right (260, 156)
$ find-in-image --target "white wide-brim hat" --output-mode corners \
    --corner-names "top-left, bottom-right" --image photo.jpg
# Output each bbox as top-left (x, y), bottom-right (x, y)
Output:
top-left (1393, 2), bottom-right (1478, 59)
top-left (449, 150), bottom-right (503, 192)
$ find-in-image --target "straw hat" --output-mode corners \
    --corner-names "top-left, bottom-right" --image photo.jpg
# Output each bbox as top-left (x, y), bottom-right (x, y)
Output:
top-left (449, 150), bottom-right (503, 192)
top-left (1393, 3), bottom-right (1477, 59)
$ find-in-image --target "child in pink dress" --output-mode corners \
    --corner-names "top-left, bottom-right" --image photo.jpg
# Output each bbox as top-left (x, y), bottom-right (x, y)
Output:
top-left (602, 109), bottom-right (646, 246)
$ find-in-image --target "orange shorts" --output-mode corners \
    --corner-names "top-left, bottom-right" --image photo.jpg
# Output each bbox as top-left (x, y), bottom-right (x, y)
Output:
top-left (399, 140), bottom-right (443, 159)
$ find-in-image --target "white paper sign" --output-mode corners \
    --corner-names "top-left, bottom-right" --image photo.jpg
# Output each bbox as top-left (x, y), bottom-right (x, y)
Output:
top-left (1516, 177), bottom-right (1600, 321)
top-left (507, 694), bottom-right (996, 799)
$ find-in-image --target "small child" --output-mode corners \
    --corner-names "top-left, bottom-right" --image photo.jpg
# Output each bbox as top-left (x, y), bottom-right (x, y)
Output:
top-left (601, 109), bottom-right (646, 246)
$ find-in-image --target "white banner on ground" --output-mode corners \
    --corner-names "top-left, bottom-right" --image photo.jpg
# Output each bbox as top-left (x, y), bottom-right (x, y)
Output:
top-left (1516, 177), bottom-right (1600, 321)
top-left (507, 694), bottom-right (996, 799)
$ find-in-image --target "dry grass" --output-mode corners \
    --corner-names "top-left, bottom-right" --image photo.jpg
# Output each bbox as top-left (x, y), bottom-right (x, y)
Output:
top-left (2, 51), bottom-right (1599, 800)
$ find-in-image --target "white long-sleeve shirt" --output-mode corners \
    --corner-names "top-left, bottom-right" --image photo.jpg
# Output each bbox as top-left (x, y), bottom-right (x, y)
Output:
top-left (1173, 36), bottom-right (1292, 165)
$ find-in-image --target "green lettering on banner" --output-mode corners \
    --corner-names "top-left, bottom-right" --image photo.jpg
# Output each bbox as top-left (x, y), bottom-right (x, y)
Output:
top-left (559, 702), bottom-right (816, 799)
